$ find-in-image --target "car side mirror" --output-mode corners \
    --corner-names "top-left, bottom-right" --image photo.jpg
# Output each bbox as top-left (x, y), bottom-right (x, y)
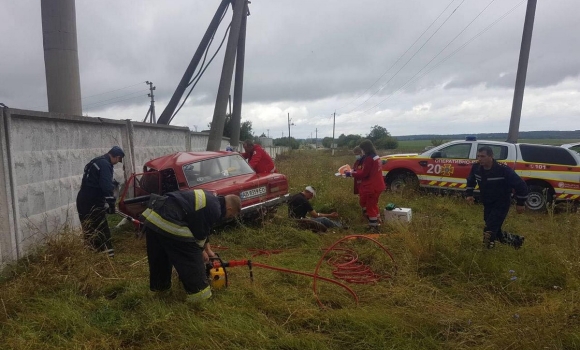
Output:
top-left (431, 151), bottom-right (442, 159)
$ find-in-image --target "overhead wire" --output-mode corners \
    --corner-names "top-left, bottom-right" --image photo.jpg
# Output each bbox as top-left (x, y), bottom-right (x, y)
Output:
top-left (335, 0), bottom-right (457, 113)
top-left (83, 89), bottom-right (149, 109)
top-left (341, 0), bottom-right (468, 115)
top-left (169, 4), bottom-right (231, 124)
top-left (360, 0), bottom-right (524, 115)
top-left (28, 81), bottom-right (147, 110)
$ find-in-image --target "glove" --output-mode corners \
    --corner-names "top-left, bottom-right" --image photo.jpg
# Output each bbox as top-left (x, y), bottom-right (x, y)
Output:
top-left (112, 179), bottom-right (120, 188)
top-left (344, 171), bottom-right (352, 177)
top-left (105, 196), bottom-right (116, 214)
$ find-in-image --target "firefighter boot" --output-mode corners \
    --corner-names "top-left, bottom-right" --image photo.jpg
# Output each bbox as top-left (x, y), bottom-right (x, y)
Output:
top-left (483, 231), bottom-right (494, 249)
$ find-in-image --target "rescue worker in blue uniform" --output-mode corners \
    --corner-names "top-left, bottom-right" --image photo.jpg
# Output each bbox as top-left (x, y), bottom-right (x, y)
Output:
top-left (76, 146), bottom-right (125, 257)
top-left (141, 190), bottom-right (241, 302)
top-left (465, 146), bottom-right (528, 249)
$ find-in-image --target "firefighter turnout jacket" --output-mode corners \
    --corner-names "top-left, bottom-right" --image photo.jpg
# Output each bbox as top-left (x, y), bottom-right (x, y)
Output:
top-left (466, 160), bottom-right (528, 205)
top-left (141, 189), bottom-right (225, 246)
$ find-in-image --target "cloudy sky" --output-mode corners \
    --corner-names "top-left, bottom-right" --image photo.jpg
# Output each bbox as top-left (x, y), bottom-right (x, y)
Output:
top-left (2, 0), bottom-right (579, 139)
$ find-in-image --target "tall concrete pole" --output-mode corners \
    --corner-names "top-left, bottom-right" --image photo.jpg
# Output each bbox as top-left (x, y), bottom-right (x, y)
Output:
top-left (207, 0), bottom-right (246, 151)
top-left (41, 0), bottom-right (82, 115)
top-left (230, 0), bottom-right (248, 148)
top-left (158, 0), bottom-right (230, 124)
top-left (506, 0), bottom-right (537, 143)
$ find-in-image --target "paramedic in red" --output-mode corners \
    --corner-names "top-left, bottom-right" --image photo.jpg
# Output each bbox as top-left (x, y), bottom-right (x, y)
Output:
top-left (242, 139), bottom-right (276, 174)
top-left (345, 140), bottom-right (385, 231)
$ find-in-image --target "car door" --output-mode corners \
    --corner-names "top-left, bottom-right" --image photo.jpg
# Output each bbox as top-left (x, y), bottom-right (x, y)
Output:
top-left (426, 142), bottom-right (474, 190)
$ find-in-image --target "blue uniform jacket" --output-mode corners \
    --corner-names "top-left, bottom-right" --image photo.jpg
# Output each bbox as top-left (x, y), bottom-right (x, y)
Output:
top-left (466, 160), bottom-right (528, 206)
top-left (80, 154), bottom-right (115, 198)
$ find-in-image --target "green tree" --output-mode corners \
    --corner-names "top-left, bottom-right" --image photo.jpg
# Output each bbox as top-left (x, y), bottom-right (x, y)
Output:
top-left (207, 114), bottom-right (253, 141)
top-left (337, 134), bottom-right (362, 148)
top-left (367, 125), bottom-right (390, 142)
top-left (273, 137), bottom-right (299, 149)
top-left (322, 137), bottom-right (333, 148)
top-left (374, 136), bottom-right (398, 150)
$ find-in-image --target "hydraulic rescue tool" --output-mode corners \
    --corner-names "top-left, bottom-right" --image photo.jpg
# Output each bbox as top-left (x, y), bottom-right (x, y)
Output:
top-left (206, 256), bottom-right (253, 290)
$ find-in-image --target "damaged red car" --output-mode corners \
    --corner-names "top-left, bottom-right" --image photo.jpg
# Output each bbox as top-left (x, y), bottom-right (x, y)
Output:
top-left (119, 151), bottom-right (289, 223)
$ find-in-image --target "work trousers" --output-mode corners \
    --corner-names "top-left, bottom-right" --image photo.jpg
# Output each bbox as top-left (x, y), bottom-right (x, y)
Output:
top-left (76, 192), bottom-right (113, 253)
top-left (483, 200), bottom-right (510, 243)
top-left (145, 227), bottom-right (208, 294)
top-left (359, 189), bottom-right (382, 225)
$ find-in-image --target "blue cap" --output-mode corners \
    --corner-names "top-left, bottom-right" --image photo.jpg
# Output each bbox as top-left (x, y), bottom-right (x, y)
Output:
top-left (108, 146), bottom-right (125, 162)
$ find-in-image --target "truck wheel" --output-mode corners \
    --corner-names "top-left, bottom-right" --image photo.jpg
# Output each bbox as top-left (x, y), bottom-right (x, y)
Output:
top-left (526, 185), bottom-right (553, 211)
top-left (388, 173), bottom-right (418, 193)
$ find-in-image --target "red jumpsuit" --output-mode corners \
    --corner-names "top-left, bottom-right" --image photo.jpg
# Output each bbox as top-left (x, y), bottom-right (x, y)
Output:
top-left (242, 145), bottom-right (276, 174)
top-left (351, 154), bottom-right (385, 226)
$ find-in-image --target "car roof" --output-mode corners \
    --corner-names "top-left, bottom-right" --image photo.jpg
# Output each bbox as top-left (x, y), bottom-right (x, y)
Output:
top-left (145, 151), bottom-right (236, 170)
top-left (562, 142), bottom-right (580, 148)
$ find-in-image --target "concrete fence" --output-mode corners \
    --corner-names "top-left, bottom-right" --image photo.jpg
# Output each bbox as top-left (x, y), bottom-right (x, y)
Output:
top-left (0, 108), bottom-right (288, 266)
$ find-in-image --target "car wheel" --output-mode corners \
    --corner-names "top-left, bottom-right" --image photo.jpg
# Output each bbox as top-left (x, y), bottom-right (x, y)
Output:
top-left (526, 185), bottom-right (553, 211)
top-left (388, 173), bottom-right (418, 193)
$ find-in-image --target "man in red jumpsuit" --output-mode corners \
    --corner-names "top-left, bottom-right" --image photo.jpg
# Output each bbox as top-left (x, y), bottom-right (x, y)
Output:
top-left (241, 139), bottom-right (276, 174)
top-left (345, 140), bottom-right (385, 232)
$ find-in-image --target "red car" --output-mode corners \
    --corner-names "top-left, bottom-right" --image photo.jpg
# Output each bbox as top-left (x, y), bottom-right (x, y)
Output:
top-left (119, 151), bottom-right (289, 222)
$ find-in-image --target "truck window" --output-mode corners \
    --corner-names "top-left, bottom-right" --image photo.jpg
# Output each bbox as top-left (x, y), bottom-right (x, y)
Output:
top-left (438, 143), bottom-right (471, 159)
top-left (478, 144), bottom-right (509, 160)
top-left (519, 144), bottom-right (578, 166)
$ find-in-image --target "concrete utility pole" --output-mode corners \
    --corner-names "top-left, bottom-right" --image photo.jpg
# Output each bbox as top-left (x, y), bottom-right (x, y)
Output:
top-left (230, 0), bottom-right (249, 148)
top-left (41, 0), bottom-right (82, 115)
top-left (507, 0), bottom-right (537, 143)
top-left (143, 81), bottom-right (156, 123)
top-left (158, 0), bottom-right (230, 124)
top-left (207, 0), bottom-right (246, 151)
top-left (287, 112), bottom-right (294, 139)
top-left (332, 112), bottom-right (336, 156)
top-left (315, 128), bottom-right (318, 148)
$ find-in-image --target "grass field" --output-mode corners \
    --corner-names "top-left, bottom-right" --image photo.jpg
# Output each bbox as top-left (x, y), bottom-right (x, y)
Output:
top-left (1, 150), bottom-right (579, 349)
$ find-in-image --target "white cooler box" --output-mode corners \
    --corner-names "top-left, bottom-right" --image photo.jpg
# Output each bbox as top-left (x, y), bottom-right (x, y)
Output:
top-left (384, 208), bottom-right (412, 223)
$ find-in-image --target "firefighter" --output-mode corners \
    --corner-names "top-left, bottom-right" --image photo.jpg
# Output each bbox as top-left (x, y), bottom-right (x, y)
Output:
top-left (76, 146), bottom-right (124, 257)
top-left (241, 139), bottom-right (276, 174)
top-left (465, 146), bottom-right (528, 249)
top-left (141, 190), bottom-right (241, 302)
top-left (345, 140), bottom-right (386, 231)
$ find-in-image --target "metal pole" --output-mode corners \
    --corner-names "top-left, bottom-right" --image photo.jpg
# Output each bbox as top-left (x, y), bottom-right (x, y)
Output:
top-left (230, 0), bottom-right (248, 148)
top-left (507, 0), bottom-right (537, 143)
top-left (288, 112), bottom-right (291, 139)
top-left (157, 0), bottom-right (230, 124)
top-left (147, 81), bottom-right (156, 123)
top-left (332, 112), bottom-right (336, 156)
top-left (207, 0), bottom-right (246, 151)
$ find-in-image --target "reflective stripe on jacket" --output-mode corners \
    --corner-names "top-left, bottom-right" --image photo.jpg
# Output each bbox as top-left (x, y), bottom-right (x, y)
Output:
top-left (142, 189), bottom-right (214, 245)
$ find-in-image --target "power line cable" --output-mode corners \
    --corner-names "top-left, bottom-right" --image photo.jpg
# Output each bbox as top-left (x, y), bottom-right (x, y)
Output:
top-left (361, 0), bottom-right (523, 115)
top-left (83, 89), bottom-right (149, 109)
top-left (342, 0), bottom-right (467, 115)
top-left (28, 81), bottom-right (146, 110)
top-left (169, 9), bottom-right (232, 124)
top-left (335, 0), bottom-right (457, 112)
top-left (83, 93), bottom-right (147, 110)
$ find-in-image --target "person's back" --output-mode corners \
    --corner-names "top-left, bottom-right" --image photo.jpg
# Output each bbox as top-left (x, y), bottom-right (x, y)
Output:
top-left (242, 140), bottom-right (276, 174)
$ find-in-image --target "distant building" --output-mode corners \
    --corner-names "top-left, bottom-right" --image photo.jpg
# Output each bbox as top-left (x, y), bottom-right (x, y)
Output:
top-left (259, 137), bottom-right (273, 147)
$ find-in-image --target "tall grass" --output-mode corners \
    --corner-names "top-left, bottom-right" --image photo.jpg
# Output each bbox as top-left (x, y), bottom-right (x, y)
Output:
top-left (1, 150), bottom-right (579, 349)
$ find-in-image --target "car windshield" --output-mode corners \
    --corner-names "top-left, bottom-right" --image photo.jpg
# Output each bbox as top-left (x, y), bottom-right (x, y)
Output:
top-left (183, 154), bottom-right (255, 187)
